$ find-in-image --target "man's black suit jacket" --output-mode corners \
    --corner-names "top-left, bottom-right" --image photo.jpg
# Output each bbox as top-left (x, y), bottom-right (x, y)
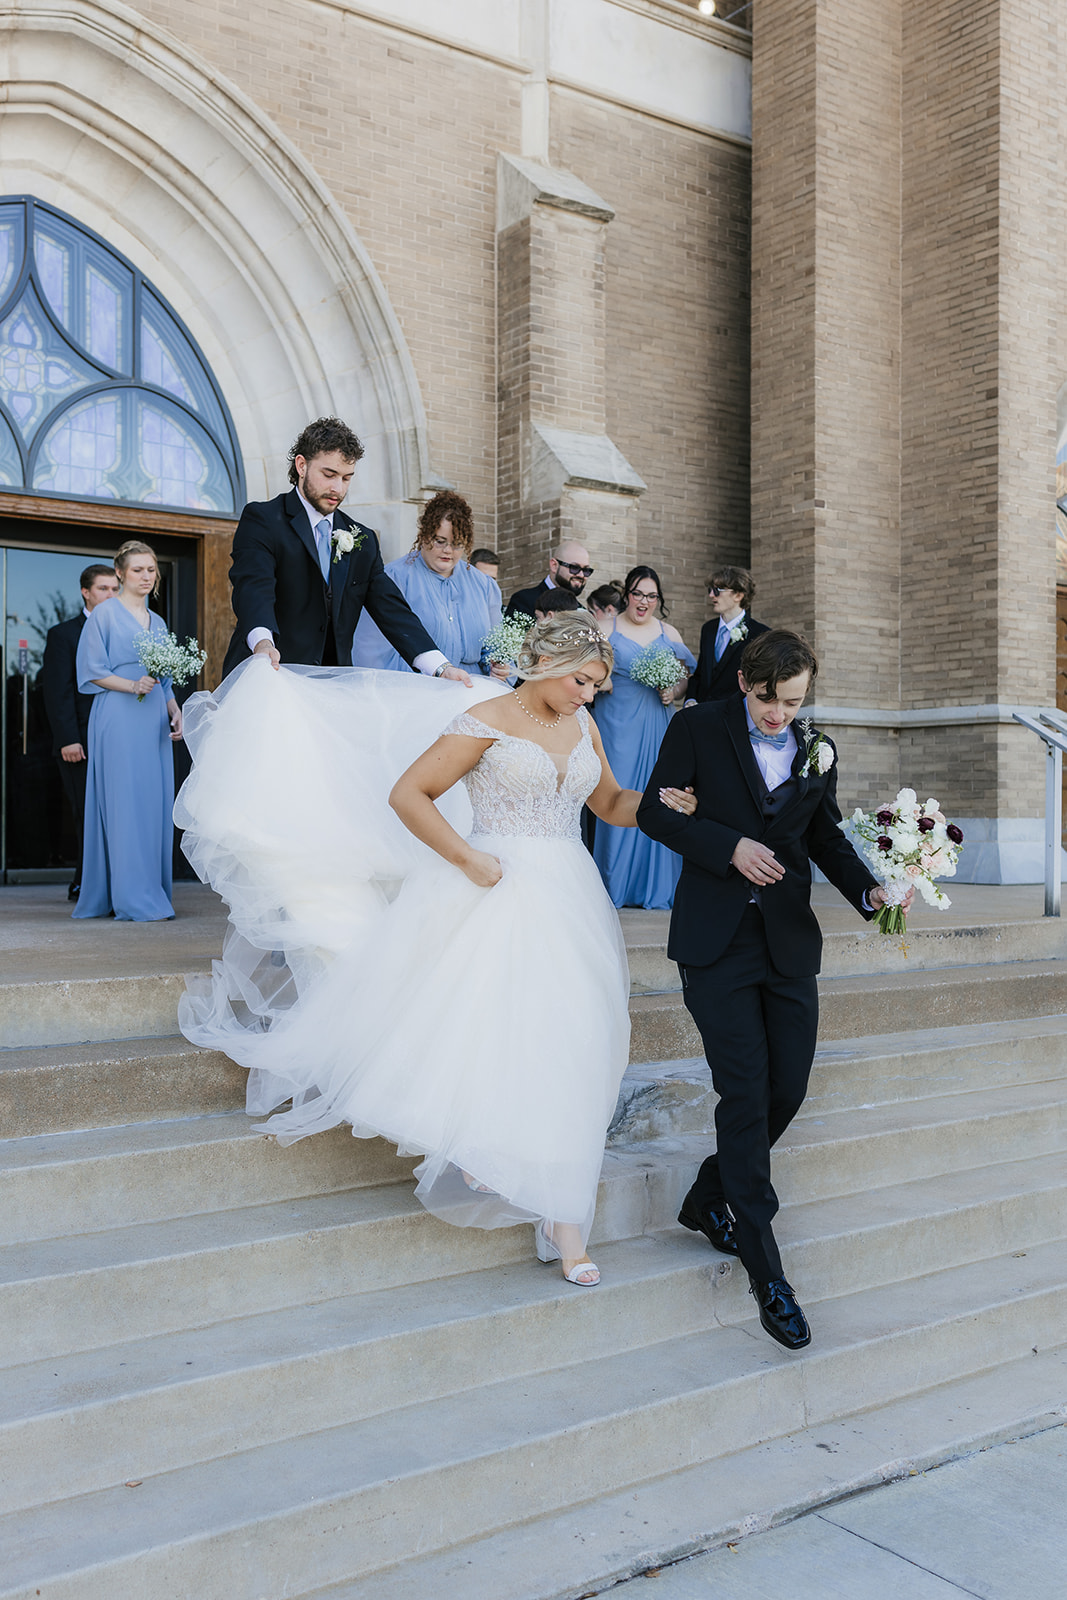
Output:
top-left (505, 581), bottom-right (550, 620)
top-left (692, 614), bottom-right (770, 703)
top-left (638, 693), bottom-right (878, 976)
top-left (41, 614), bottom-right (92, 755)
top-left (222, 490), bottom-right (437, 677)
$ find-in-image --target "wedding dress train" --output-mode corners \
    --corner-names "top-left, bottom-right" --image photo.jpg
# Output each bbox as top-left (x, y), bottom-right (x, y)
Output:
top-left (176, 660), bottom-right (631, 1247)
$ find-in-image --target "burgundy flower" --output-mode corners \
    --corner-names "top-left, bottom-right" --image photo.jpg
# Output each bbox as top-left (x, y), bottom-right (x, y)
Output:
top-left (877, 836), bottom-right (893, 852)
top-left (947, 824), bottom-right (964, 844)
top-left (876, 809), bottom-right (894, 826)
top-left (917, 816), bottom-right (935, 832)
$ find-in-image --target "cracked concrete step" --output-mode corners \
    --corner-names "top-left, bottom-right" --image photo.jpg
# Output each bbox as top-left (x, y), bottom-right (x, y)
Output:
top-left (624, 914), bottom-right (1067, 993)
top-left (315, 1351), bottom-right (1067, 1600)
top-left (612, 1014), bottom-right (1067, 1143)
top-left (2, 1151), bottom-right (1063, 1517)
top-left (630, 958), bottom-right (1067, 1061)
top-left (0, 1240), bottom-right (1062, 1600)
top-left (0, 1035), bottom-right (246, 1138)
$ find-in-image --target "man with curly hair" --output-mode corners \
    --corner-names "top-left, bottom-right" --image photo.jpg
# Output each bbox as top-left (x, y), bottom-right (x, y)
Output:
top-left (222, 419), bottom-right (471, 683)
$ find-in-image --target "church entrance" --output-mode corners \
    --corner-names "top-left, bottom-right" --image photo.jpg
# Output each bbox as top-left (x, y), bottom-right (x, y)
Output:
top-left (0, 513), bottom-right (201, 882)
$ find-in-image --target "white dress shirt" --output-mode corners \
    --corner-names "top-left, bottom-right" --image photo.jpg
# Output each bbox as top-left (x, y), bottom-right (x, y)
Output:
top-left (744, 706), bottom-right (796, 791)
top-left (247, 487), bottom-right (448, 673)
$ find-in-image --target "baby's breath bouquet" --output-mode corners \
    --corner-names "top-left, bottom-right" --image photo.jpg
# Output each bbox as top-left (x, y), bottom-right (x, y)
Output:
top-left (134, 628), bottom-right (207, 701)
top-left (630, 643), bottom-right (686, 693)
top-left (481, 611), bottom-right (534, 667)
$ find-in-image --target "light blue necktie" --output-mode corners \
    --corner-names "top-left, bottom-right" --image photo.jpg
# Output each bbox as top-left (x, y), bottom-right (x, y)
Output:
top-left (749, 727), bottom-right (790, 749)
top-left (714, 626), bottom-right (730, 662)
top-left (314, 516), bottom-right (332, 580)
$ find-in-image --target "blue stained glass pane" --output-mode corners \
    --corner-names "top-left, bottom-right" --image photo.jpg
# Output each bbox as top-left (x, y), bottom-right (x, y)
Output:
top-left (0, 287), bottom-right (98, 440)
top-left (136, 396), bottom-right (232, 512)
top-left (35, 233), bottom-right (68, 324)
top-left (0, 407), bottom-right (21, 487)
top-left (0, 215), bottom-right (21, 308)
top-left (140, 290), bottom-right (228, 443)
top-left (86, 267), bottom-right (120, 369)
top-left (33, 392), bottom-right (121, 498)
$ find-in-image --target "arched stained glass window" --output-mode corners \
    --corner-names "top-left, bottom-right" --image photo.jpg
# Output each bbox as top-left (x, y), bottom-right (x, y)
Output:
top-left (0, 197), bottom-right (242, 513)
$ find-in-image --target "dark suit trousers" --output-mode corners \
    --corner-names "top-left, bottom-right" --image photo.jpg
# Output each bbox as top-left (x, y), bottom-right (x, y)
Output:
top-left (55, 754), bottom-right (88, 875)
top-left (681, 905), bottom-right (818, 1281)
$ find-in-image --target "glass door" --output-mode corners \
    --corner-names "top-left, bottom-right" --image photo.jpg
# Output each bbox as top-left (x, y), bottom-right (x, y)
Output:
top-left (0, 542), bottom-right (185, 881)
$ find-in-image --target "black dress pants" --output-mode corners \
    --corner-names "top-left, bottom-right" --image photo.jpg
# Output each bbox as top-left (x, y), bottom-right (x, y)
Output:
top-left (681, 904), bottom-right (819, 1282)
top-left (55, 754), bottom-right (88, 880)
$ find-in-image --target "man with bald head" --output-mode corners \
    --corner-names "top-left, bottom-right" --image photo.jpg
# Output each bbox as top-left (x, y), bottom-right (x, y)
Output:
top-left (505, 541), bottom-right (594, 619)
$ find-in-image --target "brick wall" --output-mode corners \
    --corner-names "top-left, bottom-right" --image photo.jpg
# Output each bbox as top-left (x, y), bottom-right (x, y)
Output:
top-left (550, 92), bottom-right (751, 649)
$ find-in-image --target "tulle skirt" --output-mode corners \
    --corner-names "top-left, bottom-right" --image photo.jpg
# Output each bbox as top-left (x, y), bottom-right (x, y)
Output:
top-left (176, 660), bottom-right (631, 1246)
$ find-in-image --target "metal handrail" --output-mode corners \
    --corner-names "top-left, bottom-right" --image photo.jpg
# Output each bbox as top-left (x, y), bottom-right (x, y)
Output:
top-left (1012, 710), bottom-right (1067, 915)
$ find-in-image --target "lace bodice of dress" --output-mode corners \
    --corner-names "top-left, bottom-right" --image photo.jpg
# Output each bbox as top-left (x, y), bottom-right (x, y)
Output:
top-left (444, 705), bottom-right (602, 840)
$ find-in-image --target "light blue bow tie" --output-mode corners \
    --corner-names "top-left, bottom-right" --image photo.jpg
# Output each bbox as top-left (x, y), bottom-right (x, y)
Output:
top-left (749, 727), bottom-right (790, 749)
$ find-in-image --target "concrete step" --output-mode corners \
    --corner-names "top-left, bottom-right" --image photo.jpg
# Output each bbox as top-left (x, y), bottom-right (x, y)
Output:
top-left (1, 1239), bottom-right (1062, 1600)
top-left (0, 1113), bottom-right (415, 1246)
top-left (2, 1150), bottom-right (1062, 1517)
top-left (623, 910), bottom-right (1067, 993)
top-left (0, 1035), bottom-right (245, 1138)
top-left (611, 1014), bottom-right (1067, 1144)
top-left (630, 958), bottom-right (1067, 1061)
top-left (0, 972), bottom-right (187, 1048)
top-left (315, 1349), bottom-right (1067, 1600)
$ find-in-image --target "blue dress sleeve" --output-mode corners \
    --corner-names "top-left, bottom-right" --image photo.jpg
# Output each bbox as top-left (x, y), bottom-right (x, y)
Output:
top-left (76, 604), bottom-right (112, 695)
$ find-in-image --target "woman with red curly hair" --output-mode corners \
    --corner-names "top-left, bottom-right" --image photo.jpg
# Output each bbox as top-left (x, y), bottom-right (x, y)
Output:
top-left (352, 491), bottom-right (506, 678)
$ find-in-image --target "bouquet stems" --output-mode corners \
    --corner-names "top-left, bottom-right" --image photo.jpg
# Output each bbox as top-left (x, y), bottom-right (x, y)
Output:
top-left (876, 899), bottom-right (908, 954)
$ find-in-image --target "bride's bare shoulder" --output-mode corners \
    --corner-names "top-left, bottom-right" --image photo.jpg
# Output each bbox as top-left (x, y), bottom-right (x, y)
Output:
top-left (459, 694), bottom-right (517, 734)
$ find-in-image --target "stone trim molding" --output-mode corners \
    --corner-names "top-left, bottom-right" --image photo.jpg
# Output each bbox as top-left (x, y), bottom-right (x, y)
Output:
top-left (809, 704), bottom-right (1045, 729)
top-left (527, 424), bottom-right (646, 503)
top-left (497, 154), bottom-right (615, 231)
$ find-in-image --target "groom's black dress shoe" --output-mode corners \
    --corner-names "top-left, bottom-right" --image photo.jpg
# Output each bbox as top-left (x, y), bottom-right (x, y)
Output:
top-left (677, 1194), bottom-right (740, 1256)
top-left (749, 1277), bottom-right (811, 1350)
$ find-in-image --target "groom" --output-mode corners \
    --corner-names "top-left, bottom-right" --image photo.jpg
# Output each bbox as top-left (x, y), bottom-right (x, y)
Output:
top-left (638, 630), bottom-right (906, 1350)
top-left (222, 416), bottom-right (470, 683)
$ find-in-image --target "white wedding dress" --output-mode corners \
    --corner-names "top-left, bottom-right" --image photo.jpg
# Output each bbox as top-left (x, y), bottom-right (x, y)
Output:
top-left (176, 659), bottom-right (631, 1246)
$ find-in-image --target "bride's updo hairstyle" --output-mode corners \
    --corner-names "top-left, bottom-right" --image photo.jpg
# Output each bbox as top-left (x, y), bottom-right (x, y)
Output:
top-left (515, 609), bottom-right (614, 686)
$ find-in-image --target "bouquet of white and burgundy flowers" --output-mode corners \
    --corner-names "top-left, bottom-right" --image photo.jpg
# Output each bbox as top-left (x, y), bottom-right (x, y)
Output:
top-left (480, 612), bottom-right (534, 667)
top-left (630, 643), bottom-right (687, 693)
top-left (134, 629), bottom-right (207, 701)
top-left (843, 788), bottom-right (965, 939)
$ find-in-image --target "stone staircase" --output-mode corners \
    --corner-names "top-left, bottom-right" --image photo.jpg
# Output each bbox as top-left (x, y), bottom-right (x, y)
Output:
top-left (1, 888), bottom-right (1065, 1599)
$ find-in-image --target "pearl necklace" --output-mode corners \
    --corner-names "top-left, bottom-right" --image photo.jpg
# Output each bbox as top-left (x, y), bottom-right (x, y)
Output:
top-left (514, 692), bottom-right (562, 730)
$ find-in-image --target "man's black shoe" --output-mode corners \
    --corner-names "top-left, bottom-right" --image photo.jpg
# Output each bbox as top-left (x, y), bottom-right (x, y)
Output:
top-left (677, 1193), bottom-right (740, 1256)
top-left (749, 1277), bottom-right (811, 1350)
top-left (67, 881), bottom-right (80, 902)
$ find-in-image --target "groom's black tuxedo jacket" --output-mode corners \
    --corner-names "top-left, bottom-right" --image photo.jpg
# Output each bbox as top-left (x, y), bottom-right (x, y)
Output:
top-left (692, 614), bottom-right (770, 703)
top-left (222, 490), bottom-right (437, 677)
top-left (638, 693), bottom-right (878, 976)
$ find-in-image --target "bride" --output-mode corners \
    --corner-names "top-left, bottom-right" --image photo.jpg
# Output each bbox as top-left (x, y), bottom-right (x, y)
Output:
top-left (177, 613), bottom-right (695, 1286)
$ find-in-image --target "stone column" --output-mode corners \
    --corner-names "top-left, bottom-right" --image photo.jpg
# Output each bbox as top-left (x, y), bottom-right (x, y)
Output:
top-left (496, 154), bottom-right (645, 597)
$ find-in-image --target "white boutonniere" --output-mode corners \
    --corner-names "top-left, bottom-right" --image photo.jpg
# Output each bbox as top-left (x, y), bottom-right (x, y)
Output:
top-left (727, 620), bottom-right (748, 646)
top-left (331, 525), bottom-right (365, 564)
top-left (797, 717), bottom-right (834, 777)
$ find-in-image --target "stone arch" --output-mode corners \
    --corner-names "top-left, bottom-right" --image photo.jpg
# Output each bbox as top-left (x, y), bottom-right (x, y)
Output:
top-left (0, 0), bottom-right (433, 539)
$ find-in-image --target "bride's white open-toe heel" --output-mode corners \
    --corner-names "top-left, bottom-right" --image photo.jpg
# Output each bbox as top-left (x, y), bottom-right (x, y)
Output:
top-left (535, 1221), bottom-right (600, 1287)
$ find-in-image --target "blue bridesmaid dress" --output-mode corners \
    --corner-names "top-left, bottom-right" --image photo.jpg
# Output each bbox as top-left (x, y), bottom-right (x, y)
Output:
top-left (351, 552), bottom-right (502, 676)
top-left (592, 626), bottom-right (696, 910)
top-left (73, 598), bottom-right (175, 921)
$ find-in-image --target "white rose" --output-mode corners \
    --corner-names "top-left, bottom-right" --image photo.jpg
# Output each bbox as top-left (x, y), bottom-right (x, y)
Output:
top-left (815, 742), bottom-right (834, 774)
top-left (334, 529), bottom-right (355, 555)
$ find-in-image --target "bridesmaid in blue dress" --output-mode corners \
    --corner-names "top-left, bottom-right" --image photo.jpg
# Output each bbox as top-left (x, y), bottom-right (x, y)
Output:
top-left (74, 540), bottom-right (183, 921)
top-left (352, 491), bottom-right (509, 681)
top-left (592, 566), bottom-right (696, 909)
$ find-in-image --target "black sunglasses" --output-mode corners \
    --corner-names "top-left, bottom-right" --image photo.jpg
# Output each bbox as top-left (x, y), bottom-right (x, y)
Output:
top-left (556, 560), bottom-right (594, 578)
